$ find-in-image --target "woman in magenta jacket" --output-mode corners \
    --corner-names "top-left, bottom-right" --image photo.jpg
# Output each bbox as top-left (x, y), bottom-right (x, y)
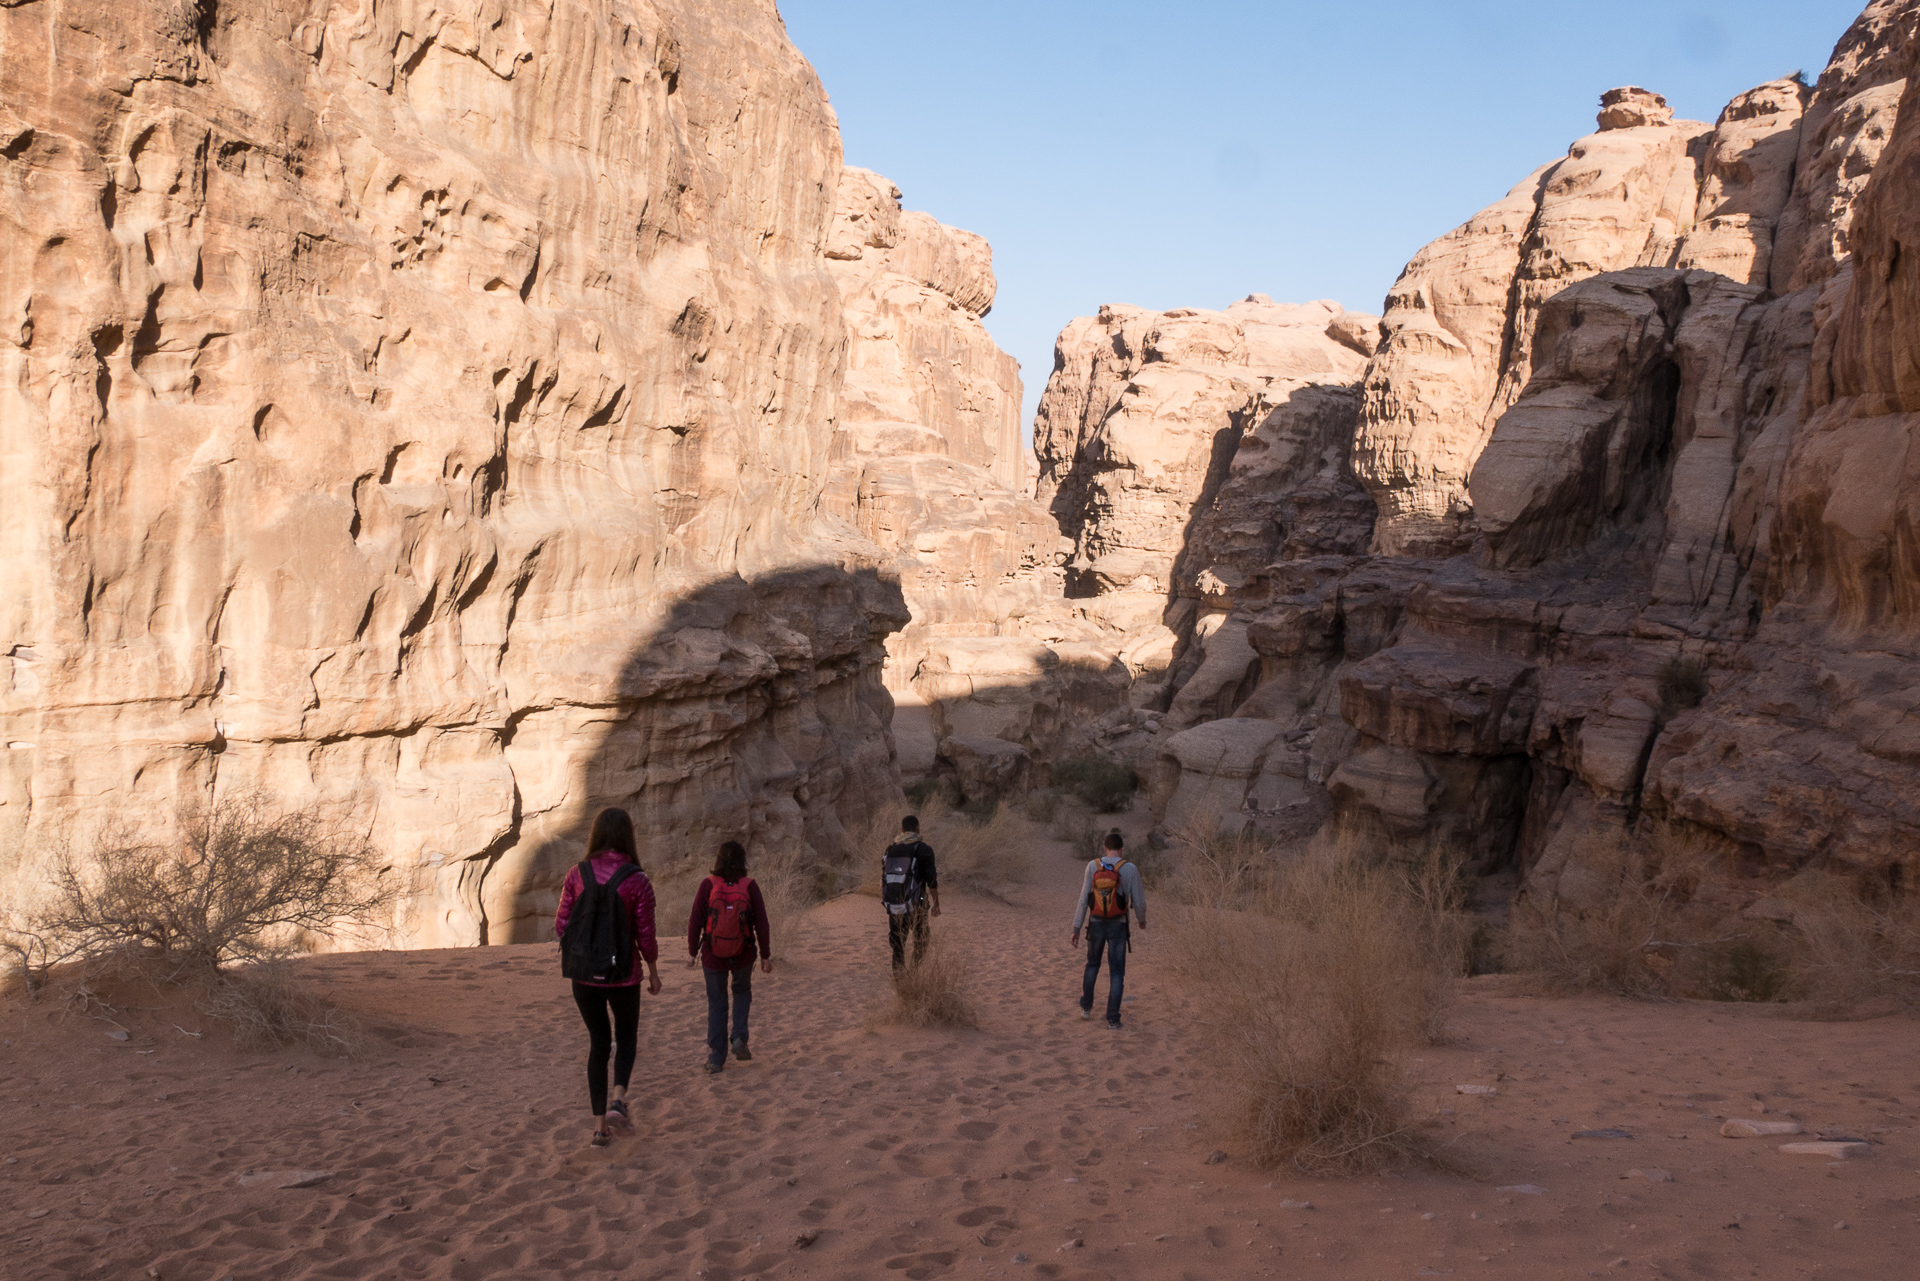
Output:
top-left (553, 808), bottom-right (661, 1146)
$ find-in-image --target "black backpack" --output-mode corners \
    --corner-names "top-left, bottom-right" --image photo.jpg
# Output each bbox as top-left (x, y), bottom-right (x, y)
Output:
top-left (559, 860), bottom-right (640, 982)
top-left (880, 841), bottom-right (925, 917)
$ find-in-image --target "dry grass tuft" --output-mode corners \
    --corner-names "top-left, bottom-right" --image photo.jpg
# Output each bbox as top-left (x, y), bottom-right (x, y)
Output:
top-left (1503, 825), bottom-right (1920, 1016)
top-left (1504, 841), bottom-right (1676, 997)
top-left (1161, 828), bottom-right (1470, 1174)
top-left (1771, 872), bottom-right (1920, 1016)
top-left (869, 934), bottom-right (977, 1030)
top-left (197, 961), bottom-right (363, 1055)
top-left (920, 803), bottom-right (1038, 894)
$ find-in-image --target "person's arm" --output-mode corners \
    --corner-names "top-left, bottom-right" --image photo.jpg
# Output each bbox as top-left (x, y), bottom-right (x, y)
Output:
top-left (633, 873), bottom-right (662, 993)
top-left (553, 867), bottom-right (580, 942)
top-left (749, 880), bottom-right (773, 971)
top-left (921, 846), bottom-right (941, 917)
top-left (1125, 861), bottom-right (1147, 930)
top-left (1070, 861), bottom-right (1094, 942)
top-left (687, 877), bottom-right (709, 962)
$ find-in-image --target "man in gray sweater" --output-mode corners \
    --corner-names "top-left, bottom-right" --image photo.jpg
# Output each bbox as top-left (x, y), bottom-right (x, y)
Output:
top-left (1070, 830), bottom-right (1147, 1028)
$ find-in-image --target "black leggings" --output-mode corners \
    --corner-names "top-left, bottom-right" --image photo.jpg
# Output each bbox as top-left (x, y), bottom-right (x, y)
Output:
top-left (571, 981), bottom-right (640, 1117)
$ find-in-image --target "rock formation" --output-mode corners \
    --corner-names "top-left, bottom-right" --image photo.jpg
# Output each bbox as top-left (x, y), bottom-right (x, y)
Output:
top-left (0, 0), bottom-right (935, 946)
top-left (1035, 0), bottom-right (1920, 912)
top-left (813, 168), bottom-right (1091, 782)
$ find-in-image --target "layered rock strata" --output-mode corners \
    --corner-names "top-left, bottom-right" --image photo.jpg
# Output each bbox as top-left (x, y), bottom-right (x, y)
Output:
top-left (813, 168), bottom-right (1124, 790)
top-left (0, 0), bottom-right (927, 944)
top-left (1037, 0), bottom-right (1920, 908)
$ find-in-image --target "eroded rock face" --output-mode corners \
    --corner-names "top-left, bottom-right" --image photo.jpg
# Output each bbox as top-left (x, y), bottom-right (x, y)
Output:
top-left (812, 168), bottom-right (1126, 789)
top-left (0, 0), bottom-right (916, 944)
top-left (1353, 75), bottom-right (1817, 556)
top-left (1036, 0), bottom-right (1920, 908)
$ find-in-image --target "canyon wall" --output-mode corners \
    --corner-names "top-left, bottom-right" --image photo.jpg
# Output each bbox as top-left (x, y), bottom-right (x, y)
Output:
top-left (1032, 0), bottom-right (1920, 911)
top-left (0, 0), bottom-right (997, 946)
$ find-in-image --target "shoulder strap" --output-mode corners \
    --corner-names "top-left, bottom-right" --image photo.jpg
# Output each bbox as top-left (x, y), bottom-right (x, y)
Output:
top-left (604, 863), bottom-right (638, 892)
top-left (578, 859), bottom-right (600, 889)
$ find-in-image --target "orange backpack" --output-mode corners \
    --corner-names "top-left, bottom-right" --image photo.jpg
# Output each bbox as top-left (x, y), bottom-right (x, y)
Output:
top-left (1087, 858), bottom-right (1130, 920)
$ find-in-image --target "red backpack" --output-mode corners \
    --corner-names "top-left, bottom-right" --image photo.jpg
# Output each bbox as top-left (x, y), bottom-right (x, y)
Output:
top-left (704, 875), bottom-right (754, 959)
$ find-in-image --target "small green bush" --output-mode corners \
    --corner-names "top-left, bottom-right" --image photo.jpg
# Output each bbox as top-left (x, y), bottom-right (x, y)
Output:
top-left (1050, 754), bottom-right (1137, 814)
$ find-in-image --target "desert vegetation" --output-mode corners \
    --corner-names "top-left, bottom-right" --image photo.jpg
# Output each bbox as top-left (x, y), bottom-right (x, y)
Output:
top-left (1505, 826), bottom-right (1920, 1016)
top-left (1, 798), bottom-right (395, 1051)
top-left (1047, 754), bottom-right (1138, 814)
top-left (869, 935), bottom-right (979, 1030)
top-left (1154, 827), bottom-right (1473, 1173)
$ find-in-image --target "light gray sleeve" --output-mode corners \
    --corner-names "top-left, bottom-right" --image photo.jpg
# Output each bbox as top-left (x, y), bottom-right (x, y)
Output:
top-left (1070, 860), bottom-right (1095, 932)
top-left (1124, 860), bottom-right (1147, 927)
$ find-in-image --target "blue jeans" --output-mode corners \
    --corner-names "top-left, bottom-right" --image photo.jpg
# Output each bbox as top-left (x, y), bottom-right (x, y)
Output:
top-left (704, 965), bottom-right (752, 1064)
top-left (1081, 918), bottom-right (1129, 1023)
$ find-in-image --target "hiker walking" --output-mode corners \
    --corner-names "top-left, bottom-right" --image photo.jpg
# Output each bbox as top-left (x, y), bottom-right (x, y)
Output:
top-left (554, 806), bottom-right (661, 1147)
top-left (1071, 829), bottom-right (1146, 1029)
top-left (687, 840), bottom-right (772, 1074)
top-left (881, 815), bottom-right (941, 969)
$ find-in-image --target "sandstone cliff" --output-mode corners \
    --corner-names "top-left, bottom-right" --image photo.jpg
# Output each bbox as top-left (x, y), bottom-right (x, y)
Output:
top-left (1034, 0), bottom-right (1920, 914)
top-left (0, 0), bottom-right (930, 945)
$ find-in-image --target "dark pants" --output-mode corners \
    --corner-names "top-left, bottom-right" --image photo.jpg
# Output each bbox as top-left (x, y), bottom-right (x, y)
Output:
top-left (703, 965), bottom-right (753, 1064)
top-left (571, 981), bottom-right (640, 1116)
top-left (1081, 918), bottom-right (1129, 1023)
top-left (887, 905), bottom-right (929, 969)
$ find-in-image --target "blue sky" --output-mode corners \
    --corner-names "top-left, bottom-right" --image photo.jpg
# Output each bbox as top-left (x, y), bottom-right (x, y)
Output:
top-left (780, 0), bottom-right (1867, 432)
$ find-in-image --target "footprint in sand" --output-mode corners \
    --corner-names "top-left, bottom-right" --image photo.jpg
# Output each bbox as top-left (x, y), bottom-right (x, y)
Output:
top-left (884, 1249), bottom-right (958, 1278)
top-left (954, 1204), bottom-right (1008, 1227)
top-left (955, 1120), bottom-right (997, 1141)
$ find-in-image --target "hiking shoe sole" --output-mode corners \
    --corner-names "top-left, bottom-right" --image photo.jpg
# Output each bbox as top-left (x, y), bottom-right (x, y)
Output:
top-left (1106, 1020), bottom-right (1123, 1030)
top-left (731, 1041), bottom-right (753, 1061)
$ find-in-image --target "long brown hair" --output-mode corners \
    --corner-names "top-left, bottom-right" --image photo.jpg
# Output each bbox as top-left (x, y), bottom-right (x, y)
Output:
top-left (587, 807), bottom-right (639, 865)
top-left (712, 840), bottom-right (747, 881)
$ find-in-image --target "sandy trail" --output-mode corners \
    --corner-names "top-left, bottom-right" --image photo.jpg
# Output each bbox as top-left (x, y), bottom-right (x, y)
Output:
top-left (4, 833), bottom-right (1918, 1280)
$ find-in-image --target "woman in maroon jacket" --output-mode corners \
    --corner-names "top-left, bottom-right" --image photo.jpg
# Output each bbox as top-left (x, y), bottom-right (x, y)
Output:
top-left (687, 841), bottom-right (772, 1073)
top-left (553, 808), bottom-right (661, 1147)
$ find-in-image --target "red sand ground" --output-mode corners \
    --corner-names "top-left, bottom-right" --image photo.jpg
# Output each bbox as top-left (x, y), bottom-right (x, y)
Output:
top-left (4, 838), bottom-right (1918, 1280)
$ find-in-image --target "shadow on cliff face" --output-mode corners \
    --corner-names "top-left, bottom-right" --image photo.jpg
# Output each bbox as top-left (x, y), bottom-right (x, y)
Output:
top-left (477, 564), bottom-right (910, 944)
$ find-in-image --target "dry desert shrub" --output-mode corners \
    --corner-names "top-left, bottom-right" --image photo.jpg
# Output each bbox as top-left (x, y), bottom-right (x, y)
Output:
top-left (14, 799), bottom-right (393, 1050)
top-left (1772, 871), bottom-right (1920, 1015)
top-left (869, 934), bottom-right (977, 1030)
top-left (35, 798), bottom-right (396, 981)
top-left (1162, 830), bottom-right (1470, 1174)
top-left (1504, 840), bottom-right (1676, 997)
top-left (915, 801), bottom-right (1038, 894)
top-left (197, 960), bottom-right (363, 1054)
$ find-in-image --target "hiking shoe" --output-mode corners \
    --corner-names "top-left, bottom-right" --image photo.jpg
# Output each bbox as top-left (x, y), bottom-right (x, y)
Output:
top-left (731, 1039), bottom-right (752, 1061)
top-left (705, 1059), bottom-right (724, 1075)
top-left (1078, 1006), bottom-right (1092, 1020)
top-left (1106, 1019), bottom-right (1123, 1030)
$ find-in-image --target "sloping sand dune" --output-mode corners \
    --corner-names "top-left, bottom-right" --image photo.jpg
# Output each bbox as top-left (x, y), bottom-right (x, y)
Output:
top-left (4, 839), bottom-right (1916, 1280)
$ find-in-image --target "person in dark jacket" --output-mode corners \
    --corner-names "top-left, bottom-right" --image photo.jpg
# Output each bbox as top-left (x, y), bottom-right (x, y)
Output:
top-left (553, 807), bottom-right (661, 1147)
top-left (687, 840), bottom-right (772, 1074)
top-left (883, 815), bottom-right (941, 970)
